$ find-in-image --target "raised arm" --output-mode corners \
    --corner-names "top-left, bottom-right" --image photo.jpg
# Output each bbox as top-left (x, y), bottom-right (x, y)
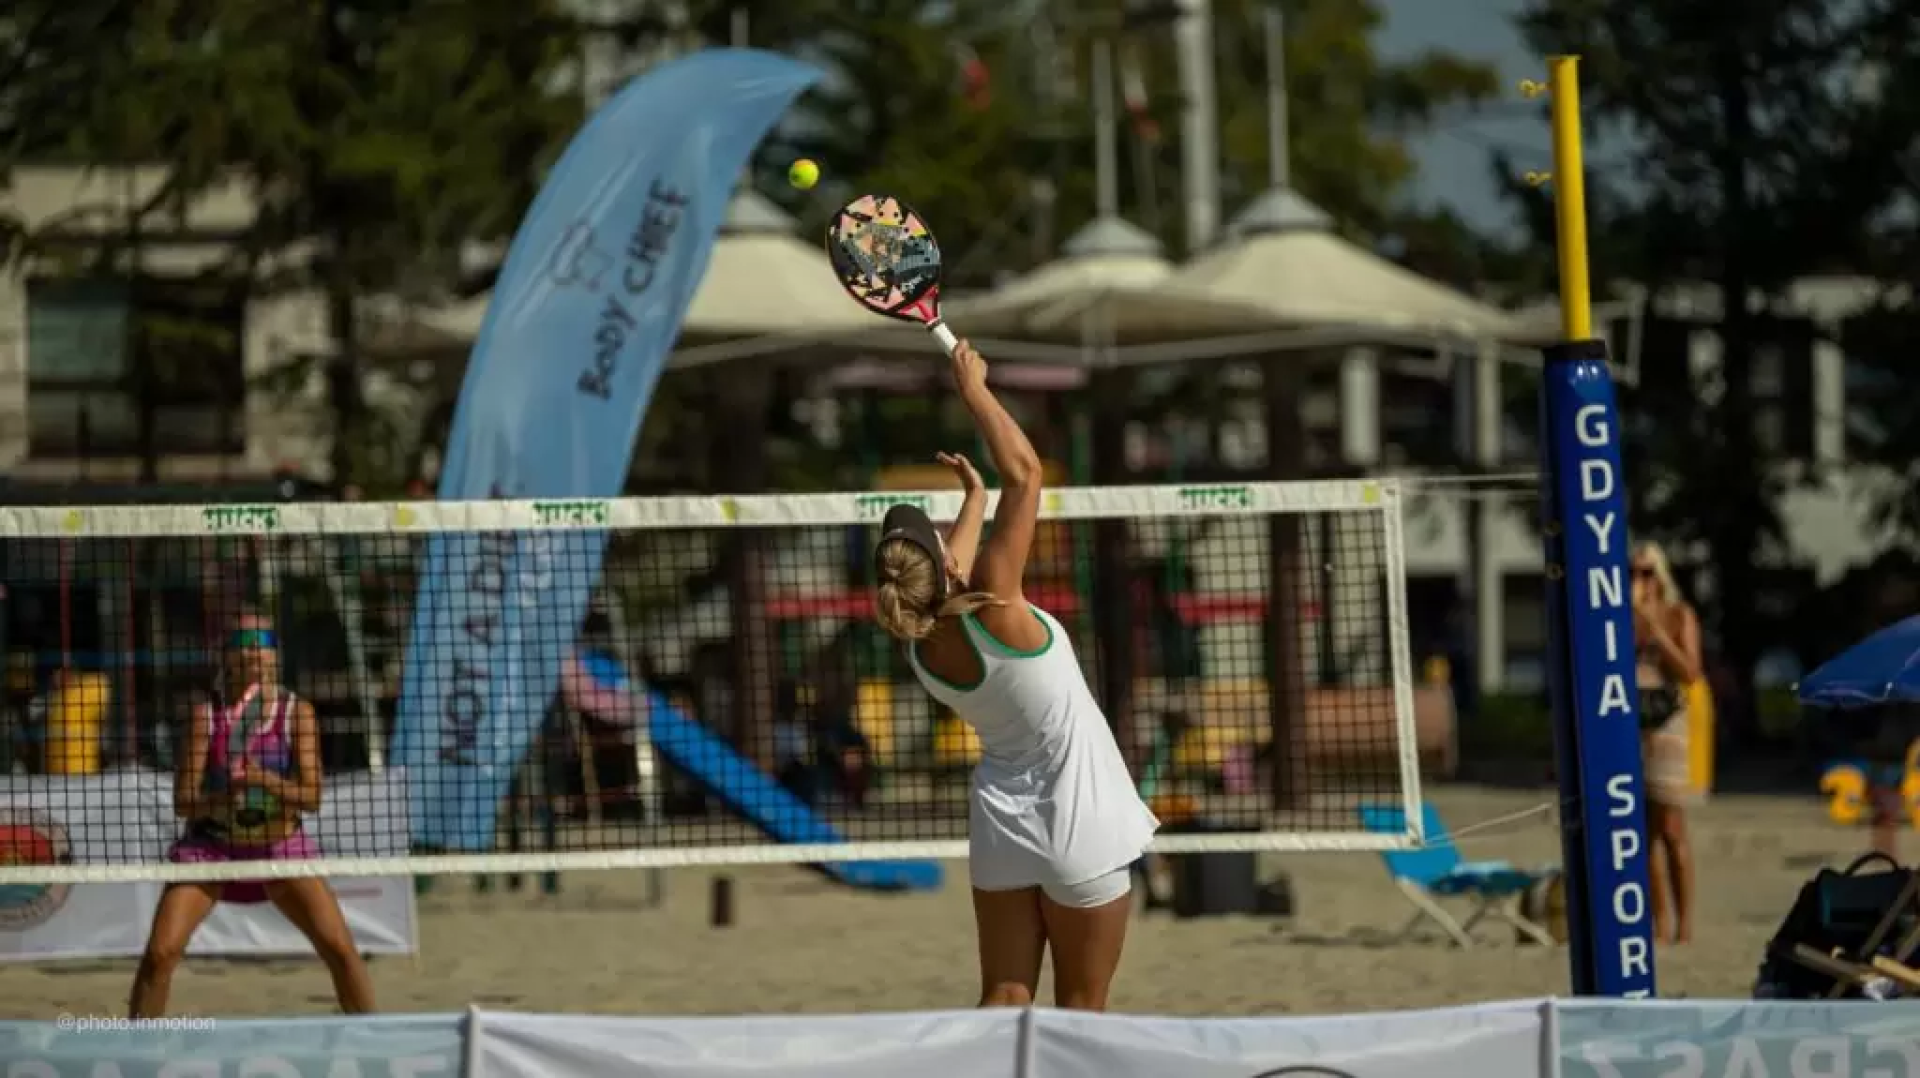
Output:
top-left (952, 341), bottom-right (1043, 602)
top-left (1675, 605), bottom-right (1705, 686)
top-left (937, 451), bottom-right (988, 580)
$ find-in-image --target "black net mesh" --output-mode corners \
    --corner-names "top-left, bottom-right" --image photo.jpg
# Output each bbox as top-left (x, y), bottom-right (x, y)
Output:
top-left (0, 490), bottom-right (1413, 880)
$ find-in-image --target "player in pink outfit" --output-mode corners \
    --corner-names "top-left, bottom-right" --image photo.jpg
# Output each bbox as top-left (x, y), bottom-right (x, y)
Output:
top-left (130, 611), bottom-right (374, 1017)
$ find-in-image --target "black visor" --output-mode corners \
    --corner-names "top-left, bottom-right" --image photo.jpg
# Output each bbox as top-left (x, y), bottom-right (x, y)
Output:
top-left (876, 504), bottom-right (949, 599)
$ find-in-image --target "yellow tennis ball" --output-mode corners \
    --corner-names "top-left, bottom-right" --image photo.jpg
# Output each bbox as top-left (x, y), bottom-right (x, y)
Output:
top-left (788, 158), bottom-right (819, 190)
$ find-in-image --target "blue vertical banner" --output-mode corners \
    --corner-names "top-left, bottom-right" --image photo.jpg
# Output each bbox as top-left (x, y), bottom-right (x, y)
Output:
top-left (1538, 338), bottom-right (1658, 998)
top-left (394, 50), bottom-right (824, 849)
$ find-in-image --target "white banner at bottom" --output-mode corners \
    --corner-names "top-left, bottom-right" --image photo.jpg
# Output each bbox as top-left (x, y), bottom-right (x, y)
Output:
top-left (479, 1010), bottom-right (1022, 1078)
top-left (0, 1001), bottom-right (1913, 1078)
top-left (0, 769), bottom-right (416, 960)
top-left (1029, 1002), bottom-right (1546, 1078)
top-left (475, 1003), bottom-right (1547, 1078)
top-left (0, 876), bottom-right (416, 960)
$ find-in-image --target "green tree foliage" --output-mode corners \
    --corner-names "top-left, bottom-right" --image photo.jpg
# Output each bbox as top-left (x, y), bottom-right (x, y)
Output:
top-left (5, 0), bottom-right (581, 488)
top-left (1508, 0), bottom-right (1920, 706)
top-left (1841, 292), bottom-right (1920, 548)
top-left (11, 0), bottom-right (1510, 485)
top-left (683, 0), bottom-right (1061, 284)
top-left (687, 0), bottom-right (1500, 282)
top-left (1834, 35), bottom-right (1920, 553)
top-left (0, 2), bottom-right (134, 261)
top-left (1211, 0), bottom-right (1499, 237)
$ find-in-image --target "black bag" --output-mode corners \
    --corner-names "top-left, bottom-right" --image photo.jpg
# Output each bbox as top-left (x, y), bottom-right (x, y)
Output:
top-left (1753, 853), bottom-right (1918, 999)
top-left (1639, 684), bottom-right (1681, 730)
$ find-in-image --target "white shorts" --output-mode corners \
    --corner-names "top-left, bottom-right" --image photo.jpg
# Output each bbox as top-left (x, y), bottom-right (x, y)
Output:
top-left (1047, 866), bottom-right (1132, 908)
top-left (976, 866), bottom-right (1133, 909)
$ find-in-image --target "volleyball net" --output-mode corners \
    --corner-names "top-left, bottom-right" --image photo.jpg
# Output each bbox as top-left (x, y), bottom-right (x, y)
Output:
top-left (0, 479), bottom-right (1422, 884)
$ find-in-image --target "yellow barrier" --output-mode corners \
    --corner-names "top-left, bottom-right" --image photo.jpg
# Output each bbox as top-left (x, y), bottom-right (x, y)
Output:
top-left (1685, 680), bottom-right (1715, 798)
top-left (931, 712), bottom-right (983, 769)
top-left (1904, 743), bottom-right (1920, 826)
top-left (1818, 743), bottom-right (1920, 828)
top-left (1170, 680), bottom-right (1268, 771)
top-left (46, 671), bottom-right (109, 776)
top-left (853, 679), bottom-right (897, 764)
top-left (1821, 764), bottom-right (1868, 826)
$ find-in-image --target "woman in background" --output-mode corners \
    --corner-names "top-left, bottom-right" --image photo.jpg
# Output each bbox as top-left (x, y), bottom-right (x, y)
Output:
top-left (130, 610), bottom-right (374, 1017)
top-left (1631, 541), bottom-right (1704, 946)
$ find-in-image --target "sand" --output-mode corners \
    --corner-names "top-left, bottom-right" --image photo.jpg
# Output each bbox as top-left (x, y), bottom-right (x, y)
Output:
top-left (3, 784), bottom-right (1887, 1020)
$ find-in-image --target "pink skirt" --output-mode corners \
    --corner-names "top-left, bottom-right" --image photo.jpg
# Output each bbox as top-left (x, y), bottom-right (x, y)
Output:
top-left (169, 829), bottom-right (320, 904)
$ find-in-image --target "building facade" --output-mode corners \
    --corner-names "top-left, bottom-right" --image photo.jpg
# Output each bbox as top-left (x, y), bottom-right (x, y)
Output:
top-left (0, 165), bottom-right (337, 486)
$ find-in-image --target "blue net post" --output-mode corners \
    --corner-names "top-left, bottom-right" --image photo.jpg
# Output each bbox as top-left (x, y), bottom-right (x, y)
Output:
top-left (1538, 337), bottom-right (1658, 998)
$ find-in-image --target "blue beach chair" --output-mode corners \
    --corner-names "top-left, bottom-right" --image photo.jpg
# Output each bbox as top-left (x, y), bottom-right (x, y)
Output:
top-left (1358, 803), bottom-right (1556, 948)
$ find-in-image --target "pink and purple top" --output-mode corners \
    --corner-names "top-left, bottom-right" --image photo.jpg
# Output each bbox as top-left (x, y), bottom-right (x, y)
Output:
top-left (201, 682), bottom-right (298, 801)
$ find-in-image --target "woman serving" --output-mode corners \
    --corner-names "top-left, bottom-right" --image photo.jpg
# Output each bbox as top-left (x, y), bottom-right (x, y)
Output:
top-left (872, 339), bottom-right (1158, 1012)
top-left (130, 610), bottom-right (374, 1017)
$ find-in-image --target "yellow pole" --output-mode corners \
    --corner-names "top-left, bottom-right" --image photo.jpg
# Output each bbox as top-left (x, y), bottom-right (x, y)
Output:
top-left (1548, 56), bottom-right (1592, 342)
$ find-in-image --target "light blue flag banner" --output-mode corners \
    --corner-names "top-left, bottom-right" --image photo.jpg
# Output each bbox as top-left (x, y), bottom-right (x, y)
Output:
top-left (394, 49), bottom-right (823, 849)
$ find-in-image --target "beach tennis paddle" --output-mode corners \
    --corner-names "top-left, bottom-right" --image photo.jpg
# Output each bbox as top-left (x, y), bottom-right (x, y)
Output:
top-left (825, 193), bottom-right (958, 355)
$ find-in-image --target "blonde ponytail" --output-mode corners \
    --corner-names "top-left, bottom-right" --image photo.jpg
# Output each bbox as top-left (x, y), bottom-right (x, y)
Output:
top-left (936, 592), bottom-right (1002, 619)
top-left (874, 583), bottom-right (939, 640)
top-left (872, 539), bottom-right (1005, 641)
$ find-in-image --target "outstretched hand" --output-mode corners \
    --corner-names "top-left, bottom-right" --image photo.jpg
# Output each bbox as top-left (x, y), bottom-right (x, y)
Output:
top-left (936, 451), bottom-right (984, 494)
top-left (949, 338), bottom-right (988, 392)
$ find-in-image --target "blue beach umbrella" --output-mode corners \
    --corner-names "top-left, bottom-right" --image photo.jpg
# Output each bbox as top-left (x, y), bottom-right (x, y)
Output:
top-left (1796, 614), bottom-right (1920, 710)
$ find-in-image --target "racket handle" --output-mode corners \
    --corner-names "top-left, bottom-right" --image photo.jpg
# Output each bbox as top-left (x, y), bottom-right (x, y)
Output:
top-left (928, 321), bottom-right (959, 356)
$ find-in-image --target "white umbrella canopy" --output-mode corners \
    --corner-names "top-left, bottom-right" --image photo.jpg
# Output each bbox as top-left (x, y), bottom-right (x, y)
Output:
top-left (952, 216), bottom-right (1277, 343)
top-left (408, 189), bottom-right (873, 345)
top-left (678, 189), bottom-right (876, 338)
top-left (953, 217), bottom-right (1170, 327)
top-left (1153, 187), bottom-right (1527, 344)
top-left (411, 293), bottom-right (488, 343)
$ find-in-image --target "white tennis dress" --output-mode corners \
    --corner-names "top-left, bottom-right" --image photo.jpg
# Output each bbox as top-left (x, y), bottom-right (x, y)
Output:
top-left (907, 605), bottom-right (1159, 891)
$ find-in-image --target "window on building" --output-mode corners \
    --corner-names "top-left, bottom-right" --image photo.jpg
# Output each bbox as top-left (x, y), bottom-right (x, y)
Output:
top-left (1501, 572), bottom-right (1546, 692)
top-left (1839, 296), bottom-right (1920, 465)
top-left (1618, 314), bottom-right (1815, 462)
top-left (1751, 318), bottom-right (1815, 460)
top-left (1616, 315), bottom-right (1697, 468)
top-left (1378, 363), bottom-right (1453, 468)
top-left (1498, 364), bottom-right (1541, 467)
top-left (1302, 363), bottom-right (1340, 471)
top-left (27, 277), bottom-right (245, 457)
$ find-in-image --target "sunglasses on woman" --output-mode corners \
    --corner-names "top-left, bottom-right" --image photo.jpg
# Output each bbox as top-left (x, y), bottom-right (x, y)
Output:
top-left (227, 628), bottom-right (277, 650)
